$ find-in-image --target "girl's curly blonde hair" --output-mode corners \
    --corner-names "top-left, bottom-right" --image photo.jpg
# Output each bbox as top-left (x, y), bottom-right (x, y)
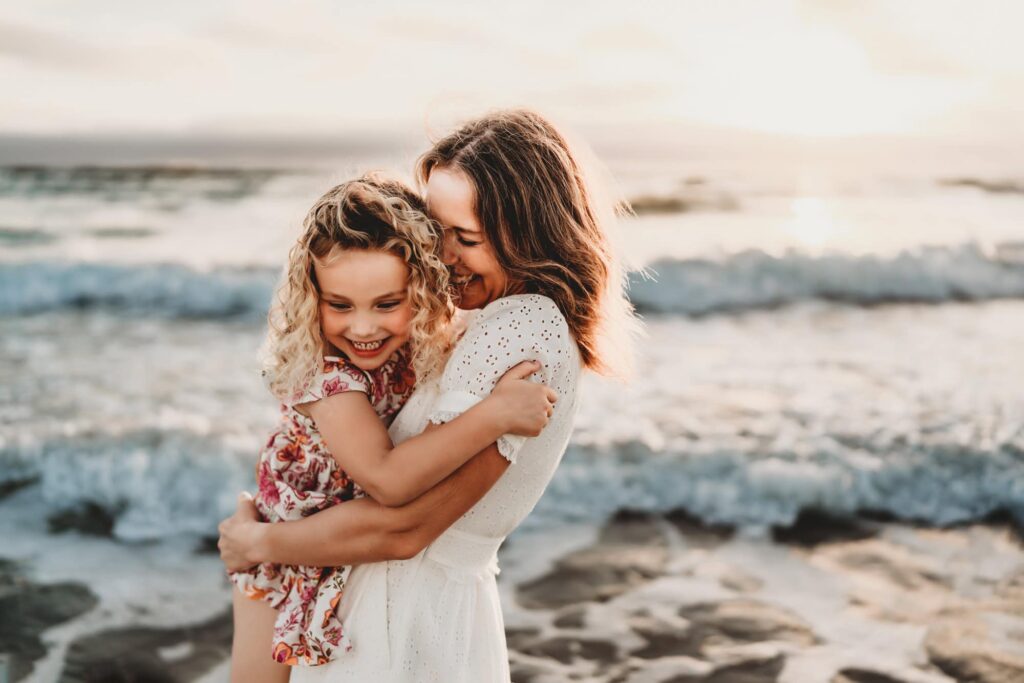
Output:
top-left (263, 173), bottom-right (453, 402)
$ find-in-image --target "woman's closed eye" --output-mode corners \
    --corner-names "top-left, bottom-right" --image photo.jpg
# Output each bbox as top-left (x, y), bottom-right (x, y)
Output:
top-left (447, 227), bottom-right (481, 247)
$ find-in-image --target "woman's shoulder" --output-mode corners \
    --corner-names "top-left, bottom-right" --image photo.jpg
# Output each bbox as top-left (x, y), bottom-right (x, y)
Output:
top-left (459, 294), bottom-right (578, 366)
top-left (471, 294), bottom-right (568, 333)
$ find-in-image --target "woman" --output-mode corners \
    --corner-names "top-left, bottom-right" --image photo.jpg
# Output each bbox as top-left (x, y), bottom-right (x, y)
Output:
top-left (218, 109), bottom-right (638, 681)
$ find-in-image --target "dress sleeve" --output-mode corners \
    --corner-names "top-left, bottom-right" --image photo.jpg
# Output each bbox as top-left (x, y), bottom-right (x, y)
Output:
top-left (288, 357), bottom-right (372, 407)
top-left (429, 294), bottom-right (571, 464)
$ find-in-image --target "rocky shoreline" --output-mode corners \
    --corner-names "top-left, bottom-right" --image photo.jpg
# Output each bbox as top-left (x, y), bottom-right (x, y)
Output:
top-left (2, 497), bottom-right (1022, 682)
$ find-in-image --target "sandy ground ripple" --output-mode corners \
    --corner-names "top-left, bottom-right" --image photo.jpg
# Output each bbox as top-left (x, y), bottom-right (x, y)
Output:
top-left (498, 510), bottom-right (1024, 683)
top-left (2, 484), bottom-right (1022, 682)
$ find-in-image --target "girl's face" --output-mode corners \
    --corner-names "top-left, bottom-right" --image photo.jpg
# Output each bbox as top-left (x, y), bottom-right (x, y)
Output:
top-left (425, 166), bottom-right (510, 310)
top-left (314, 249), bottom-right (413, 372)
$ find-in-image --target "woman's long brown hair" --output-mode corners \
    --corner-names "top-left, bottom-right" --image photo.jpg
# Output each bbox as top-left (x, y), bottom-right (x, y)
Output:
top-left (417, 109), bottom-right (638, 376)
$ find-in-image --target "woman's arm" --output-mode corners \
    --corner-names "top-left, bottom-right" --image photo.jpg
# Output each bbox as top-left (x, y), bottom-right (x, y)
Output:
top-left (301, 360), bottom-right (554, 507)
top-left (218, 430), bottom-right (508, 571)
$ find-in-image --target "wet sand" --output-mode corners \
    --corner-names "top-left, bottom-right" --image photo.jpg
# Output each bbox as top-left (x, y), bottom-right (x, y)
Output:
top-left (498, 510), bottom-right (1024, 683)
top-left (3, 485), bottom-right (1023, 682)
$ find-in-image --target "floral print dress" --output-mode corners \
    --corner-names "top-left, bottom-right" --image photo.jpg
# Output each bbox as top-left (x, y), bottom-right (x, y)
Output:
top-left (230, 347), bottom-right (415, 666)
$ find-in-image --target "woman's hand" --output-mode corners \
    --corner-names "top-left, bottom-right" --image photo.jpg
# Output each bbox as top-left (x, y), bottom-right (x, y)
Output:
top-left (487, 360), bottom-right (558, 437)
top-left (217, 492), bottom-right (267, 573)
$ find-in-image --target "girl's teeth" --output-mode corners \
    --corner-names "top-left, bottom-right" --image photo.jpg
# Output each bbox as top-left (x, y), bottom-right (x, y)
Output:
top-left (352, 339), bottom-right (385, 351)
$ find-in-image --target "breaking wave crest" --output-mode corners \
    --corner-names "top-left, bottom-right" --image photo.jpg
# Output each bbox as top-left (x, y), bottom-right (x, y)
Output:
top-left (5, 243), bottom-right (1024, 319)
top-left (4, 427), bottom-right (1021, 541)
top-left (0, 262), bottom-right (277, 318)
top-left (629, 242), bottom-right (1024, 315)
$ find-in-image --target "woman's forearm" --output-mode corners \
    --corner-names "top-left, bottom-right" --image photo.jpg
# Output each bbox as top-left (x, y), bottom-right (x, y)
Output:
top-left (385, 443), bottom-right (510, 553)
top-left (258, 440), bottom-right (510, 567)
top-left (259, 496), bottom-right (409, 566)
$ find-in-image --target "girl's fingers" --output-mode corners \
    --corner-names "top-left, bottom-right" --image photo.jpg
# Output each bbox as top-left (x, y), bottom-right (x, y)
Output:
top-left (544, 388), bottom-right (558, 404)
top-left (502, 360), bottom-right (542, 381)
top-left (236, 492), bottom-right (258, 519)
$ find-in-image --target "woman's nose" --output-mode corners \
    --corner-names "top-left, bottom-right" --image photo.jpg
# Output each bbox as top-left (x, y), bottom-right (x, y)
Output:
top-left (441, 231), bottom-right (459, 266)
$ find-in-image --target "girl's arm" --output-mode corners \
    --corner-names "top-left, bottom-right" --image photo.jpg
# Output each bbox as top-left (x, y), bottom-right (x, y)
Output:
top-left (219, 434), bottom-right (508, 570)
top-left (301, 360), bottom-right (556, 507)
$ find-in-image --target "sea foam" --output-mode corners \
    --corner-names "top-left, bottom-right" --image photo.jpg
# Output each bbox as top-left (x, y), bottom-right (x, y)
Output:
top-left (0, 429), bottom-right (254, 540)
top-left (4, 243), bottom-right (1024, 319)
top-left (629, 242), bottom-right (1024, 315)
top-left (5, 424), bottom-right (1022, 541)
top-left (531, 438), bottom-right (1024, 532)
top-left (0, 262), bottom-right (277, 318)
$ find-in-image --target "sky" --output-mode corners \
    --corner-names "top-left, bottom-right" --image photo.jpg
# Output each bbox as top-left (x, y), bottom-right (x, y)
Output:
top-left (1, 0), bottom-right (1022, 146)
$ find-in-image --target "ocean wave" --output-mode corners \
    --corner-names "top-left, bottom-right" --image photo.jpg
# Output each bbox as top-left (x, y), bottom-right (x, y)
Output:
top-left (939, 177), bottom-right (1024, 196)
top-left (4, 425), bottom-right (1022, 541)
top-left (0, 429), bottom-right (255, 541)
top-left (5, 242), bottom-right (1024, 320)
top-left (0, 262), bottom-right (277, 318)
top-left (0, 165), bottom-right (286, 202)
top-left (0, 227), bottom-right (58, 246)
top-left (529, 436), bottom-right (1024, 532)
top-left (629, 242), bottom-right (1024, 315)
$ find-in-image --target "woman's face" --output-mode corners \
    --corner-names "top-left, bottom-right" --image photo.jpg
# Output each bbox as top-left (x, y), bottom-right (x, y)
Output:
top-left (425, 166), bottom-right (509, 310)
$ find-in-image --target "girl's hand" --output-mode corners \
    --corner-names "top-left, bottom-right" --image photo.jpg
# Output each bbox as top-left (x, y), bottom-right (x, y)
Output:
top-left (488, 360), bottom-right (558, 437)
top-left (217, 492), bottom-right (267, 573)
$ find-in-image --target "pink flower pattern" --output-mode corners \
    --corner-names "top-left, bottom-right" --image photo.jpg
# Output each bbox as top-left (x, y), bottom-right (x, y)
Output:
top-left (230, 347), bottom-right (416, 666)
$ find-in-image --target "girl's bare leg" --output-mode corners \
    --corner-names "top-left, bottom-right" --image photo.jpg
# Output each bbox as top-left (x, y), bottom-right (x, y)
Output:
top-left (231, 588), bottom-right (291, 683)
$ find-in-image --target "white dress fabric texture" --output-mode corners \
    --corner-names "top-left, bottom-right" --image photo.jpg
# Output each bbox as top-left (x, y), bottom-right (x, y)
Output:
top-left (291, 294), bottom-right (582, 683)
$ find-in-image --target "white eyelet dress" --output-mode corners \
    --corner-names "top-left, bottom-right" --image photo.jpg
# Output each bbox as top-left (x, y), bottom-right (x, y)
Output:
top-left (291, 294), bottom-right (582, 683)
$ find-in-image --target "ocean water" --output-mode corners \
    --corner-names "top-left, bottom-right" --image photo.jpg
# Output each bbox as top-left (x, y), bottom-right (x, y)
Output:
top-left (2, 149), bottom-right (1023, 541)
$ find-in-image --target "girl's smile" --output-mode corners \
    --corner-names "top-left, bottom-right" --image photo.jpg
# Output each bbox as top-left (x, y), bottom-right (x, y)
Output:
top-left (347, 337), bottom-right (390, 357)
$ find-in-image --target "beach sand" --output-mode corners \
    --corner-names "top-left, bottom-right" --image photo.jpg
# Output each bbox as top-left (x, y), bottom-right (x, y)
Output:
top-left (499, 510), bottom-right (1024, 683)
top-left (3, 482), bottom-right (1022, 683)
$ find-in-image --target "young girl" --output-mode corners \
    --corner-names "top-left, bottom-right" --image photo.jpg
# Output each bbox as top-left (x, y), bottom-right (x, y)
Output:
top-left (229, 173), bottom-right (556, 680)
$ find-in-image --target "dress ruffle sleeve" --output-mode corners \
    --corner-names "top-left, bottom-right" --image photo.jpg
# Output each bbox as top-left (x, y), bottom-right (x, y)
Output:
top-left (289, 356), bottom-right (372, 407)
